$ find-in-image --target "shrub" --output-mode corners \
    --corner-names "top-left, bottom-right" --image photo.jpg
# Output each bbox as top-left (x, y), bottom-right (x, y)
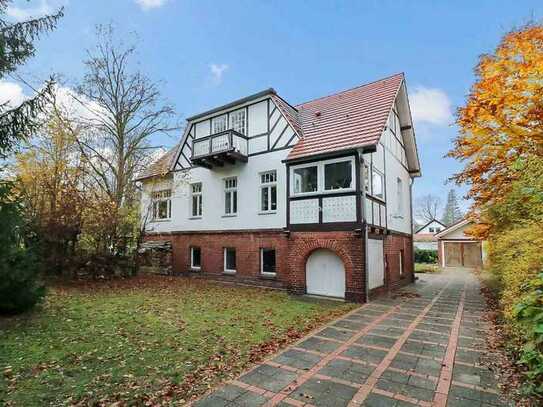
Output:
top-left (513, 272), bottom-right (543, 396)
top-left (0, 182), bottom-right (45, 314)
top-left (414, 248), bottom-right (438, 264)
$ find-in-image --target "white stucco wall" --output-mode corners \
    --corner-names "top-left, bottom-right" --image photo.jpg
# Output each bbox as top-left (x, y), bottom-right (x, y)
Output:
top-left (142, 148), bottom-right (291, 233)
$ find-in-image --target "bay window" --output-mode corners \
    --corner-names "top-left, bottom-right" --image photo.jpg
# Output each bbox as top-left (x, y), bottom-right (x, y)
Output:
top-left (291, 157), bottom-right (355, 196)
top-left (293, 165), bottom-right (318, 194)
top-left (324, 160), bottom-right (353, 191)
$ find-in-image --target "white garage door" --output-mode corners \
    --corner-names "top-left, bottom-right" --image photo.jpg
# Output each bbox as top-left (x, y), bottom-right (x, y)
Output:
top-left (306, 249), bottom-right (345, 298)
top-left (368, 239), bottom-right (385, 289)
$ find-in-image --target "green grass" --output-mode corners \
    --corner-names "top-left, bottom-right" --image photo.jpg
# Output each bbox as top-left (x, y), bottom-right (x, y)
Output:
top-left (0, 276), bottom-right (355, 406)
top-left (414, 263), bottom-right (441, 273)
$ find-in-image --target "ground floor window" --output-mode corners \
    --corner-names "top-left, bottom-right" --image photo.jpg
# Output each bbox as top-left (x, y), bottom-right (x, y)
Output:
top-left (224, 248), bottom-right (236, 273)
top-left (260, 248), bottom-right (276, 276)
top-left (191, 247), bottom-right (201, 270)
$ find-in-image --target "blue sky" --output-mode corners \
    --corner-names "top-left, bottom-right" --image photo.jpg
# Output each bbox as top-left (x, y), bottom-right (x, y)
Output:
top-left (3, 0), bottom-right (543, 213)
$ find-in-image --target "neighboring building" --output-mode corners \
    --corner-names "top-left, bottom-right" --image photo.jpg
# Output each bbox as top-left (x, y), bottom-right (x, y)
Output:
top-left (137, 73), bottom-right (421, 302)
top-left (435, 219), bottom-right (484, 268)
top-left (413, 219), bottom-right (446, 250)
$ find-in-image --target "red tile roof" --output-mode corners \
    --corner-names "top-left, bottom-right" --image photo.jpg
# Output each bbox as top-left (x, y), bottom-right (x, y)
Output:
top-left (270, 94), bottom-right (302, 138)
top-left (287, 73), bottom-right (404, 160)
top-left (135, 146), bottom-right (178, 181)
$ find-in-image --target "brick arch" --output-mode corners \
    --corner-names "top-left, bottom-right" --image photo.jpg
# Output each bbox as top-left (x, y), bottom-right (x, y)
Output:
top-left (299, 241), bottom-right (355, 278)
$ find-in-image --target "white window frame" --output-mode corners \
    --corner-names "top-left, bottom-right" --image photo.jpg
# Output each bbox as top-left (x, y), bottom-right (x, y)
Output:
top-left (230, 108), bottom-right (246, 135)
top-left (223, 248), bottom-right (236, 274)
top-left (371, 167), bottom-right (385, 201)
top-left (260, 248), bottom-right (276, 277)
top-left (224, 177), bottom-right (238, 216)
top-left (212, 114), bottom-right (227, 134)
top-left (151, 189), bottom-right (172, 221)
top-left (290, 157), bottom-right (355, 197)
top-left (190, 182), bottom-right (202, 218)
top-left (259, 170), bottom-right (277, 214)
top-left (190, 247), bottom-right (201, 270)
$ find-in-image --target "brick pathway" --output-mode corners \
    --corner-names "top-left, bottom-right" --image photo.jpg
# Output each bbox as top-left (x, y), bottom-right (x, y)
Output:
top-left (192, 268), bottom-right (512, 407)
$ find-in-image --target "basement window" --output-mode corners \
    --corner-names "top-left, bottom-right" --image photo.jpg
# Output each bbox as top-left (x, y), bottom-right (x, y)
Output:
top-left (224, 248), bottom-right (236, 273)
top-left (260, 248), bottom-right (276, 276)
top-left (191, 247), bottom-right (201, 270)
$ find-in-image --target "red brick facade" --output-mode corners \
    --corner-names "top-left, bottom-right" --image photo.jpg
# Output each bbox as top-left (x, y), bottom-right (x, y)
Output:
top-left (143, 229), bottom-right (413, 303)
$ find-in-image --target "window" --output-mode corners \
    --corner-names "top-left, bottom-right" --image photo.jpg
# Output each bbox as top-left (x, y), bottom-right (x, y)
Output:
top-left (260, 171), bottom-right (277, 212)
top-left (212, 115), bottom-right (227, 133)
top-left (224, 248), bottom-right (236, 273)
top-left (230, 109), bottom-right (246, 135)
top-left (293, 165), bottom-right (318, 194)
top-left (261, 248), bottom-right (276, 276)
top-left (324, 160), bottom-right (353, 191)
top-left (372, 169), bottom-right (384, 200)
top-left (436, 227), bottom-right (441, 233)
top-left (429, 227), bottom-right (435, 233)
top-left (152, 189), bottom-right (171, 220)
top-left (224, 177), bottom-right (238, 215)
top-left (191, 183), bottom-right (202, 217)
top-left (396, 178), bottom-right (403, 215)
top-left (191, 247), bottom-right (201, 270)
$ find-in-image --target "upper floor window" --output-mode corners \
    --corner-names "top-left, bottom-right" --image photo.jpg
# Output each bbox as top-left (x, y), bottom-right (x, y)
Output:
top-left (435, 227), bottom-right (441, 232)
top-left (325, 160), bottom-right (353, 191)
top-left (291, 157), bottom-right (355, 196)
top-left (224, 177), bottom-right (238, 215)
top-left (293, 165), bottom-right (318, 194)
top-left (213, 115), bottom-right (227, 134)
top-left (191, 183), bottom-right (202, 218)
top-left (372, 168), bottom-right (384, 200)
top-left (152, 189), bottom-right (171, 220)
top-left (429, 227), bottom-right (435, 233)
top-left (260, 171), bottom-right (277, 213)
top-left (230, 109), bottom-right (246, 135)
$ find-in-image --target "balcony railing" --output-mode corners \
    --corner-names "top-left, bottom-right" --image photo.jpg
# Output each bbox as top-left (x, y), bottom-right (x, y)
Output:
top-left (191, 130), bottom-right (248, 168)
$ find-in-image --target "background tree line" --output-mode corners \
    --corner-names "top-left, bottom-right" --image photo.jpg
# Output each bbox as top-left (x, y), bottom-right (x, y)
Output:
top-left (1, 1), bottom-right (176, 313)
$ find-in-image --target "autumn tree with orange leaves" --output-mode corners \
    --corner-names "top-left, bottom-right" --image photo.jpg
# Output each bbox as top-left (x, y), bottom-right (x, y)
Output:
top-left (451, 24), bottom-right (543, 397)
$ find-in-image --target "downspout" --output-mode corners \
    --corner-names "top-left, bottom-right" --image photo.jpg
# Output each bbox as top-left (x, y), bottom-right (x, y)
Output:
top-left (409, 178), bottom-right (416, 283)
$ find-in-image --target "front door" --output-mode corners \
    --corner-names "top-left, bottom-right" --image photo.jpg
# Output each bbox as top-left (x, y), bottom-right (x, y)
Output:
top-left (306, 249), bottom-right (345, 298)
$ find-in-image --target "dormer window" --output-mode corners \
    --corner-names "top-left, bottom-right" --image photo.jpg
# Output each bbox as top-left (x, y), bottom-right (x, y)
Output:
top-left (213, 115), bottom-right (227, 134)
top-left (230, 109), bottom-right (246, 135)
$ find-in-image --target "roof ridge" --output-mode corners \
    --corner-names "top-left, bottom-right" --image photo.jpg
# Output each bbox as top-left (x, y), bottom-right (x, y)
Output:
top-left (295, 72), bottom-right (404, 108)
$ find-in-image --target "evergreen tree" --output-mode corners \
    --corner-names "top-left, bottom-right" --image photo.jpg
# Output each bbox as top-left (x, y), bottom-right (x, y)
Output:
top-left (441, 189), bottom-right (463, 225)
top-left (0, 1), bottom-right (63, 313)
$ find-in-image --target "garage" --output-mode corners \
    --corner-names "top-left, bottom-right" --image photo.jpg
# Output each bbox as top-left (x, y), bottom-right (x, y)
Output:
top-left (306, 249), bottom-right (345, 298)
top-left (436, 219), bottom-right (485, 269)
top-left (443, 242), bottom-right (482, 268)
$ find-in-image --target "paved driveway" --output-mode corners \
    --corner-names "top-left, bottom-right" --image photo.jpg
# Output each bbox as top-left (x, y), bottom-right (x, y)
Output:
top-left (192, 269), bottom-right (511, 407)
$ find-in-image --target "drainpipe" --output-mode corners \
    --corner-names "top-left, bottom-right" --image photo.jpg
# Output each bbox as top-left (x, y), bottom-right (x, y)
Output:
top-left (359, 152), bottom-right (370, 303)
top-left (409, 179), bottom-right (415, 283)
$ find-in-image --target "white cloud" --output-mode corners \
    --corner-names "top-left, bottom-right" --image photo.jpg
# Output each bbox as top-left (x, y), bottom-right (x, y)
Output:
top-left (209, 63), bottom-right (229, 85)
top-left (410, 86), bottom-right (453, 126)
top-left (0, 81), bottom-right (26, 108)
top-left (135, 0), bottom-right (168, 11)
top-left (6, 0), bottom-right (64, 22)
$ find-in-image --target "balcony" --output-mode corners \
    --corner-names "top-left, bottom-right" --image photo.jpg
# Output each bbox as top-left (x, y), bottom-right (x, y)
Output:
top-left (191, 130), bottom-right (248, 169)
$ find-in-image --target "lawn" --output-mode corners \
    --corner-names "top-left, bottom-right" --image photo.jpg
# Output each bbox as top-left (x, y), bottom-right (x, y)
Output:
top-left (0, 276), bottom-right (356, 406)
top-left (414, 263), bottom-right (441, 273)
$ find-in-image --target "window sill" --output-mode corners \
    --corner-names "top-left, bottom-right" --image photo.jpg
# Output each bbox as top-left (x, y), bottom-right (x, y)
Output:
top-left (260, 273), bottom-right (277, 280)
top-left (258, 211), bottom-right (277, 216)
top-left (223, 270), bottom-right (236, 275)
top-left (151, 218), bottom-right (171, 223)
top-left (222, 214), bottom-right (237, 218)
top-left (189, 216), bottom-right (202, 220)
top-left (190, 267), bottom-right (201, 271)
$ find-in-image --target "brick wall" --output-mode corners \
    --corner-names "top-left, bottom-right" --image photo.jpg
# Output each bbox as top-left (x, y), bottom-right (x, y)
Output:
top-left (383, 232), bottom-right (414, 291)
top-left (287, 231), bottom-right (365, 302)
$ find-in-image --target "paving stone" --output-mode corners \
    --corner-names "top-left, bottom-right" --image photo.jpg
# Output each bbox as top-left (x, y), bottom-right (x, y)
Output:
top-left (368, 326), bottom-right (406, 338)
top-left (316, 326), bottom-right (356, 341)
top-left (289, 377), bottom-right (358, 407)
top-left (363, 392), bottom-right (416, 406)
top-left (452, 364), bottom-right (497, 387)
top-left (341, 345), bottom-right (388, 364)
top-left (334, 319), bottom-right (368, 330)
top-left (297, 336), bottom-right (341, 354)
top-left (193, 394), bottom-right (231, 407)
top-left (319, 358), bottom-right (374, 384)
top-left (358, 334), bottom-right (397, 349)
top-left (239, 365), bottom-right (297, 392)
top-left (455, 349), bottom-right (484, 365)
top-left (212, 384), bottom-right (247, 401)
top-left (273, 349), bottom-right (322, 370)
